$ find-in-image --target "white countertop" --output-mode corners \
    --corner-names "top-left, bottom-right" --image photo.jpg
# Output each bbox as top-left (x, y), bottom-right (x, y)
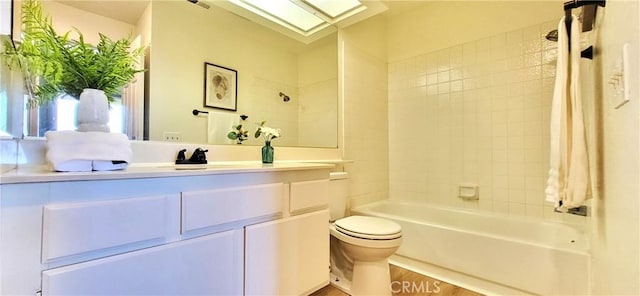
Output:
top-left (0, 161), bottom-right (335, 184)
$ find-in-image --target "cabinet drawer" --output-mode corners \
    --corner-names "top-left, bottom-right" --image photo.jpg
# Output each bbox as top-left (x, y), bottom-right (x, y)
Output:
top-left (181, 183), bottom-right (284, 234)
top-left (42, 230), bottom-right (244, 296)
top-left (289, 179), bottom-right (329, 214)
top-left (42, 196), bottom-right (168, 263)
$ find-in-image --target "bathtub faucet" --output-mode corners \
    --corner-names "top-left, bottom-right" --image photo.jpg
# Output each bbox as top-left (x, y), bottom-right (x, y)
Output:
top-left (555, 205), bottom-right (588, 216)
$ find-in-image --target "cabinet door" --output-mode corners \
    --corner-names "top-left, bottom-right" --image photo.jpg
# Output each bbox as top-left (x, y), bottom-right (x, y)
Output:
top-left (42, 229), bottom-right (243, 295)
top-left (245, 209), bottom-right (329, 296)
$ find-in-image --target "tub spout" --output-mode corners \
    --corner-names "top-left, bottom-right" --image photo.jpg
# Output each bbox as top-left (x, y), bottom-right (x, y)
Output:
top-left (555, 205), bottom-right (588, 216)
top-left (567, 205), bottom-right (588, 216)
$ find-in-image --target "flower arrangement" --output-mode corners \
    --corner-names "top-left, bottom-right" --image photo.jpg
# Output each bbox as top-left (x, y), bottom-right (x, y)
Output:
top-left (254, 121), bottom-right (281, 144)
top-left (227, 124), bottom-right (249, 144)
top-left (2, 0), bottom-right (145, 106)
top-left (255, 121), bottom-right (280, 164)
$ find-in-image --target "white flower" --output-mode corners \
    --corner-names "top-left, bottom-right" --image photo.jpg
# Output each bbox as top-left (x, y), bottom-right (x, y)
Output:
top-left (255, 121), bottom-right (281, 142)
top-left (260, 127), bottom-right (280, 138)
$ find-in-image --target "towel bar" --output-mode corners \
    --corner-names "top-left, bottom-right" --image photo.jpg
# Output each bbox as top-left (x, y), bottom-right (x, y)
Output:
top-left (192, 109), bottom-right (209, 116)
top-left (562, 0), bottom-right (606, 56)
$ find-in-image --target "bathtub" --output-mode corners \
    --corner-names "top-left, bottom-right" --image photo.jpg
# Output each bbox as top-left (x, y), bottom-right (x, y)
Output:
top-left (351, 201), bottom-right (590, 295)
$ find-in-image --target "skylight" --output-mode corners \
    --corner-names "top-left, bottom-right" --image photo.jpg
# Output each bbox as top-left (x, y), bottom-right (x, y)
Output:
top-left (229, 0), bottom-right (365, 35)
top-left (240, 0), bottom-right (327, 32)
top-left (304, 0), bottom-right (362, 18)
top-left (213, 0), bottom-right (387, 44)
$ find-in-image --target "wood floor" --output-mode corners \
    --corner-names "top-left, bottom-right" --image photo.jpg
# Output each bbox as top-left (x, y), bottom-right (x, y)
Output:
top-left (310, 264), bottom-right (482, 296)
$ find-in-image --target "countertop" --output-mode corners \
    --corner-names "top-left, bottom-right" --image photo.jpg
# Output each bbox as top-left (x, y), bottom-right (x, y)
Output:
top-left (0, 161), bottom-right (336, 184)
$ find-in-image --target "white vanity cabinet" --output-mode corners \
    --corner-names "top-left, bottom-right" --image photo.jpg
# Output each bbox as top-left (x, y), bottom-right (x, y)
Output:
top-left (245, 179), bottom-right (330, 296)
top-left (0, 164), bottom-right (332, 296)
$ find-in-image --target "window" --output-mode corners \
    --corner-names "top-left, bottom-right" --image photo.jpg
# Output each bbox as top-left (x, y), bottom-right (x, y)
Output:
top-left (25, 95), bottom-right (124, 137)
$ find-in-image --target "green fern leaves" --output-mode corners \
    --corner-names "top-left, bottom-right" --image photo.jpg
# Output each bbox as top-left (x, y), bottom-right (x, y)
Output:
top-left (2, 0), bottom-right (145, 105)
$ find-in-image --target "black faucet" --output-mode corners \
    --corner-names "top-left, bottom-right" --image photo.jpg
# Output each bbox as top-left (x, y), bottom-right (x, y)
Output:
top-left (189, 148), bottom-right (208, 164)
top-left (176, 149), bottom-right (187, 163)
top-left (175, 148), bottom-right (208, 165)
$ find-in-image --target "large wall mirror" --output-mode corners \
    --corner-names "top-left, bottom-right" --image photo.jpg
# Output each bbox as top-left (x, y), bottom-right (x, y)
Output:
top-left (1, 0), bottom-right (339, 148)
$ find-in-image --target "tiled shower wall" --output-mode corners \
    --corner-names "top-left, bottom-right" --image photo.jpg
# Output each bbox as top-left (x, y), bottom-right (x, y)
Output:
top-left (388, 20), bottom-right (584, 222)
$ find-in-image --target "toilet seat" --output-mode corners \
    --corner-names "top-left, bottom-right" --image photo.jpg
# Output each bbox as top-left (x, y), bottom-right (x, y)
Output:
top-left (335, 216), bottom-right (402, 240)
top-left (329, 224), bottom-right (402, 249)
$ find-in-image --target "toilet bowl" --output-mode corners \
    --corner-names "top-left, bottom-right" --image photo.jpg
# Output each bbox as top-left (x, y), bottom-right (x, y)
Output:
top-left (329, 172), bottom-right (402, 296)
top-left (330, 216), bottom-right (402, 295)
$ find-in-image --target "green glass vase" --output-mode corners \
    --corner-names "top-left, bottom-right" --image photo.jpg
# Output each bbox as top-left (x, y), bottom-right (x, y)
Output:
top-left (261, 141), bottom-right (274, 163)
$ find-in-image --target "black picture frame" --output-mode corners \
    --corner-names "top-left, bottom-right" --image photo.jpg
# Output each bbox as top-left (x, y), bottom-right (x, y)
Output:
top-left (204, 62), bottom-right (237, 111)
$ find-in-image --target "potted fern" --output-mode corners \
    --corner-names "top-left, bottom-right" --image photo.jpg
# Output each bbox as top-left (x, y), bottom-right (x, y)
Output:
top-left (2, 0), bottom-right (144, 132)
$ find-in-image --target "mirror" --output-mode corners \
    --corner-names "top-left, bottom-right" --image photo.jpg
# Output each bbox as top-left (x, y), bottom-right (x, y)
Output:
top-left (2, 0), bottom-right (339, 148)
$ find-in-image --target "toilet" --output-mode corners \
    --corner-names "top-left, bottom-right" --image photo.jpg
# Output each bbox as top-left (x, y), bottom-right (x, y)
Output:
top-left (328, 172), bottom-right (402, 296)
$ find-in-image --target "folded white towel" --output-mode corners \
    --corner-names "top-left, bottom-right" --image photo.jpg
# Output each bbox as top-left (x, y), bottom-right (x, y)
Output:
top-left (45, 131), bottom-right (132, 172)
top-left (51, 160), bottom-right (93, 172)
top-left (93, 160), bottom-right (129, 171)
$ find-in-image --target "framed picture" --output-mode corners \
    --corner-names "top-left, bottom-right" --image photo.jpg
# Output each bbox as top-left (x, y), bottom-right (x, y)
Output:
top-left (204, 62), bottom-right (237, 111)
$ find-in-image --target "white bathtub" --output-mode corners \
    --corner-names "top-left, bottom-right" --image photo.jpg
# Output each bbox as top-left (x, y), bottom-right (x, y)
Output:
top-left (352, 201), bottom-right (590, 295)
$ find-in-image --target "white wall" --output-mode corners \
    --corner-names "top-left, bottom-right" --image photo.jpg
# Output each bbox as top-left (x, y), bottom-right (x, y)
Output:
top-left (43, 1), bottom-right (135, 46)
top-left (387, 1), bottom-right (564, 62)
top-left (590, 0), bottom-right (640, 294)
top-left (135, 3), bottom-right (152, 50)
top-left (298, 40), bottom-right (338, 148)
top-left (340, 16), bottom-right (389, 207)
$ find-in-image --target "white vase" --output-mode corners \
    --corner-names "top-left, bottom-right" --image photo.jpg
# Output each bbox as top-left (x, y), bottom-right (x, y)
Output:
top-left (77, 88), bottom-right (110, 132)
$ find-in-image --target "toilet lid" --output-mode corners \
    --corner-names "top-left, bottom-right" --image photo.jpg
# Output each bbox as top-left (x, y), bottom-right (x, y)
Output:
top-left (335, 216), bottom-right (402, 240)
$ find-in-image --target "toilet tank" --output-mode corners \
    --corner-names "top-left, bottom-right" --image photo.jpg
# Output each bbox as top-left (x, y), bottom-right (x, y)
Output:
top-left (329, 172), bottom-right (349, 221)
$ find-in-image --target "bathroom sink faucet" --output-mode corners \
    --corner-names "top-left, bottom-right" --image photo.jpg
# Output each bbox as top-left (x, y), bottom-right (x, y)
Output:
top-left (175, 148), bottom-right (208, 165)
